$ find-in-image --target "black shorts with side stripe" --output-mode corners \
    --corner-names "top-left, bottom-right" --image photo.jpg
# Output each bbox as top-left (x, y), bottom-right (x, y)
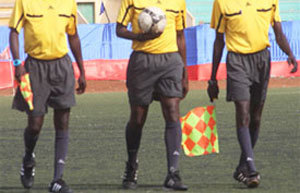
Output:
top-left (226, 48), bottom-right (271, 103)
top-left (12, 54), bottom-right (76, 116)
top-left (126, 51), bottom-right (184, 106)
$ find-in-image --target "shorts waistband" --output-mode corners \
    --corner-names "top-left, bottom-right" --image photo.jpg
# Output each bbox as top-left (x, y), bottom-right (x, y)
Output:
top-left (228, 47), bottom-right (269, 56)
top-left (27, 54), bottom-right (69, 62)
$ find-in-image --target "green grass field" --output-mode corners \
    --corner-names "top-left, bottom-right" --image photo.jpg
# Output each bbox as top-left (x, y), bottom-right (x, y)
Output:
top-left (0, 87), bottom-right (299, 193)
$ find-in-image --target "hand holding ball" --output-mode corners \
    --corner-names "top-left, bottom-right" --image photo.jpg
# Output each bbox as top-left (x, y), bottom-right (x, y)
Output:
top-left (138, 7), bottom-right (166, 33)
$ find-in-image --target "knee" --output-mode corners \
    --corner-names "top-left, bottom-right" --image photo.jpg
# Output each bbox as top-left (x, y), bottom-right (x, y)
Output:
top-left (54, 110), bottom-right (70, 131)
top-left (250, 115), bottom-right (261, 129)
top-left (27, 123), bottom-right (42, 135)
top-left (237, 111), bottom-right (250, 128)
top-left (164, 106), bottom-right (180, 122)
top-left (128, 118), bottom-right (145, 129)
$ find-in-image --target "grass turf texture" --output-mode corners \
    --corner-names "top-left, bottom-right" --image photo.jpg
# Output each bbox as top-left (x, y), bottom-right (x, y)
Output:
top-left (0, 88), bottom-right (299, 193)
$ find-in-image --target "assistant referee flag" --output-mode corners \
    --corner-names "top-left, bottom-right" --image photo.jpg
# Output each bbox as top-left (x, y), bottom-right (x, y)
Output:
top-left (181, 106), bottom-right (219, 156)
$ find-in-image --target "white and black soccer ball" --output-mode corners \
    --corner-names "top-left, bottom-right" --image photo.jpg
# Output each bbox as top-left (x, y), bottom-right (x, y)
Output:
top-left (138, 7), bottom-right (167, 33)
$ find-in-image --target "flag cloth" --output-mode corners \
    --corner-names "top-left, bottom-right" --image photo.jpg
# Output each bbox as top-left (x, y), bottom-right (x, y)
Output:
top-left (100, 2), bottom-right (105, 15)
top-left (180, 106), bottom-right (219, 156)
top-left (18, 73), bottom-right (34, 110)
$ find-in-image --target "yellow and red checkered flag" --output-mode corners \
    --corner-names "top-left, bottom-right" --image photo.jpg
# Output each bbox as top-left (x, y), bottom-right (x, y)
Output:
top-left (17, 73), bottom-right (34, 110)
top-left (180, 106), bottom-right (219, 156)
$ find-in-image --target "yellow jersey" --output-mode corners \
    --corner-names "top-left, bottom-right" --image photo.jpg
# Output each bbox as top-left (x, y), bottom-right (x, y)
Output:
top-left (117, 0), bottom-right (186, 54)
top-left (9, 0), bottom-right (77, 60)
top-left (211, 0), bottom-right (281, 54)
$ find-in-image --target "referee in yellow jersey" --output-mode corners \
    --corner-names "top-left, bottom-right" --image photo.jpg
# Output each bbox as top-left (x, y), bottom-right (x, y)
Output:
top-left (208, 0), bottom-right (298, 188)
top-left (9, 0), bottom-right (86, 192)
top-left (116, 0), bottom-right (188, 190)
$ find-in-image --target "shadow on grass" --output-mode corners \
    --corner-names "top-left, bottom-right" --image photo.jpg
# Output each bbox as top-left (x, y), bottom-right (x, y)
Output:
top-left (71, 183), bottom-right (163, 190)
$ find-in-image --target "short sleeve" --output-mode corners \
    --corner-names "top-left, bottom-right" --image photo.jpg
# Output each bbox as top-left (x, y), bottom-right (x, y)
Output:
top-left (175, 0), bottom-right (186, 30)
top-left (66, 0), bottom-right (77, 35)
top-left (117, 0), bottom-right (134, 26)
top-left (9, 0), bottom-right (25, 33)
top-left (271, 0), bottom-right (281, 25)
top-left (210, 0), bottom-right (225, 33)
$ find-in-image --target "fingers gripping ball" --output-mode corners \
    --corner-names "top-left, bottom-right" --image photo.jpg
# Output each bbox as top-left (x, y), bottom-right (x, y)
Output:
top-left (138, 7), bottom-right (167, 33)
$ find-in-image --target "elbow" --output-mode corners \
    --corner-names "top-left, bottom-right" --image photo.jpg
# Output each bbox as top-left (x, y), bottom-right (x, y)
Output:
top-left (116, 30), bottom-right (122, 38)
top-left (116, 23), bottom-right (125, 38)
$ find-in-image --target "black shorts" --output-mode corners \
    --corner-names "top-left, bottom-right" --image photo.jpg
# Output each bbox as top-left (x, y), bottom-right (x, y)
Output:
top-left (126, 51), bottom-right (184, 106)
top-left (12, 55), bottom-right (76, 116)
top-left (226, 48), bottom-right (271, 102)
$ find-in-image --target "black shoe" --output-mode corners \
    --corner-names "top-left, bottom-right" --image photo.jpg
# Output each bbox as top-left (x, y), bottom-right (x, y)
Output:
top-left (245, 171), bottom-right (261, 188)
top-left (122, 161), bottom-right (138, 189)
top-left (20, 153), bottom-right (36, 189)
top-left (233, 165), bottom-right (248, 183)
top-left (48, 179), bottom-right (73, 193)
top-left (163, 170), bottom-right (188, 191)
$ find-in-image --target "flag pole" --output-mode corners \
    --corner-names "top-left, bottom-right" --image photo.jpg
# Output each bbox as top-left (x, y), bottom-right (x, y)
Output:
top-left (103, 3), bottom-right (110, 23)
top-left (100, 1), bottom-right (110, 23)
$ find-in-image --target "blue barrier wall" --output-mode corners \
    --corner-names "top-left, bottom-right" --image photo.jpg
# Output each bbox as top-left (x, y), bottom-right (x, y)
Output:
top-left (1, 21), bottom-right (300, 65)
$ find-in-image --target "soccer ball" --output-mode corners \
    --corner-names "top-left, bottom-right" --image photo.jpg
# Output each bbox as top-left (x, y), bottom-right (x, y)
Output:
top-left (138, 7), bottom-right (167, 33)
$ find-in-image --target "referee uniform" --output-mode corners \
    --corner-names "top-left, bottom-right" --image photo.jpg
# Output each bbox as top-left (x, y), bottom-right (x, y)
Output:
top-left (9, 0), bottom-right (85, 192)
top-left (116, 0), bottom-right (188, 190)
top-left (9, 0), bottom-right (78, 115)
top-left (209, 0), bottom-right (297, 188)
top-left (211, 0), bottom-right (281, 102)
top-left (117, 0), bottom-right (186, 105)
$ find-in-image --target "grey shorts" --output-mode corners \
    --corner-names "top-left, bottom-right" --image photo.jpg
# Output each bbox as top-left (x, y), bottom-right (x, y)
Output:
top-left (12, 55), bottom-right (76, 116)
top-left (126, 51), bottom-right (184, 106)
top-left (226, 48), bottom-right (271, 102)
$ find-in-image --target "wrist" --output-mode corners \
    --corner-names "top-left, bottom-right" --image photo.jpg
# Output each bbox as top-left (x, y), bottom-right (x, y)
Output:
top-left (13, 59), bottom-right (22, 67)
top-left (136, 34), bottom-right (143, 41)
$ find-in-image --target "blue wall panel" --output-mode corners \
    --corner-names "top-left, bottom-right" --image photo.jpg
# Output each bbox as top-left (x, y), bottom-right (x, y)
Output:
top-left (1, 21), bottom-right (300, 65)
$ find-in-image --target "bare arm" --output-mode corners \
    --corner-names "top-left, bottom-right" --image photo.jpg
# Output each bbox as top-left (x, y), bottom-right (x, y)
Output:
top-left (207, 31), bottom-right (225, 102)
top-left (68, 31), bottom-right (86, 94)
top-left (177, 30), bottom-right (188, 98)
top-left (210, 32), bottom-right (225, 81)
top-left (116, 22), bottom-right (161, 41)
top-left (9, 28), bottom-right (26, 82)
top-left (273, 21), bottom-right (297, 73)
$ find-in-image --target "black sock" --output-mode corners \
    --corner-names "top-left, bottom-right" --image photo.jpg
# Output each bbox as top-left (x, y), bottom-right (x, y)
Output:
top-left (238, 127), bottom-right (260, 169)
top-left (24, 128), bottom-right (39, 158)
top-left (54, 130), bottom-right (69, 181)
top-left (126, 123), bottom-right (142, 166)
top-left (165, 121), bottom-right (182, 173)
top-left (250, 127), bottom-right (259, 148)
top-left (237, 127), bottom-right (256, 172)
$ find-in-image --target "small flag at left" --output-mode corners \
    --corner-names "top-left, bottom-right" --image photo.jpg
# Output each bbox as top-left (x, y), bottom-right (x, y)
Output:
top-left (100, 2), bottom-right (105, 15)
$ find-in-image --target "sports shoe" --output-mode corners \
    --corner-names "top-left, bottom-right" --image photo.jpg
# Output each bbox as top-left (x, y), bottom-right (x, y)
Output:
top-left (233, 166), bottom-right (261, 188)
top-left (48, 179), bottom-right (73, 193)
top-left (233, 166), bottom-right (248, 183)
top-left (244, 171), bottom-right (261, 188)
top-left (20, 153), bottom-right (36, 189)
top-left (163, 170), bottom-right (188, 191)
top-left (122, 161), bottom-right (138, 189)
